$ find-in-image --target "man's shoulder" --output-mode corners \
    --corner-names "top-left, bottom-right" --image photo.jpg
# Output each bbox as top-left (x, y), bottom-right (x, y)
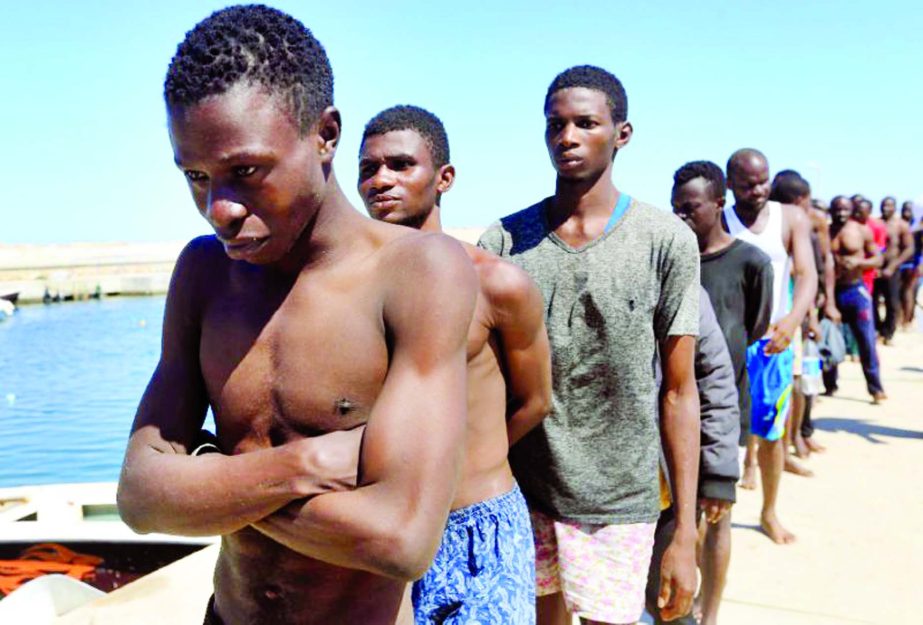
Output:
top-left (380, 227), bottom-right (470, 272)
top-left (479, 200), bottom-right (548, 256)
top-left (727, 238), bottom-right (773, 269)
top-left (625, 199), bottom-right (698, 252)
top-left (629, 199), bottom-right (692, 236)
top-left (471, 246), bottom-right (539, 312)
top-left (498, 201), bottom-right (546, 231)
top-left (173, 235), bottom-right (230, 283)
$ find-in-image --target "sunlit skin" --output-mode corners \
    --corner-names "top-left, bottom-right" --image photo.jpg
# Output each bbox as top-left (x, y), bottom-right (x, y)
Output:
top-left (671, 176), bottom-right (732, 255)
top-left (358, 129), bottom-right (454, 230)
top-left (832, 196), bottom-right (882, 285)
top-left (672, 176), bottom-right (736, 625)
top-left (170, 83), bottom-right (329, 269)
top-left (726, 152), bottom-right (817, 355)
top-left (726, 150), bottom-right (818, 546)
top-left (358, 128), bottom-right (552, 510)
top-left (852, 198), bottom-right (873, 224)
top-left (789, 193), bottom-right (840, 324)
top-left (880, 198), bottom-right (913, 280)
top-left (899, 202), bottom-right (919, 328)
top-left (117, 82), bottom-right (479, 625)
top-left (830, 195), bottom-right (886, 402)
top-left (542, 87), bottom-right (632, 248)
top-left (784, 191), bottom-right (837, 461)
top-left (538, 86), bottom-right (699, 625)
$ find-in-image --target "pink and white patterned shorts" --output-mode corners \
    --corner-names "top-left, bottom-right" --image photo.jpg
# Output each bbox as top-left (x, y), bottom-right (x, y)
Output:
top-left (531, 508), bottom-right (656, 624)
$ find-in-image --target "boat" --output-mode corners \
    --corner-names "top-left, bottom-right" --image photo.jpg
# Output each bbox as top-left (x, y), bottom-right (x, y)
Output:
top-left (0, 483), bottom-right (217, 624)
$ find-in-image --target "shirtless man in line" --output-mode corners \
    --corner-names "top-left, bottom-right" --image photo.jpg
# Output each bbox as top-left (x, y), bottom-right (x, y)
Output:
top-left (116, 7), bottom-right (477, 624)
top-left (878, 197), bottom-right (914, 343)
top-left (723, 149), bottom-right (817, 544)
top-left (768, 170), bottom-right (834, 463)
top-left (828, 196), bottom-right (886, 403)
top-left (358, 105), bottom-right (552, 624)
top-left (899, 201), bottom-right (921, 328)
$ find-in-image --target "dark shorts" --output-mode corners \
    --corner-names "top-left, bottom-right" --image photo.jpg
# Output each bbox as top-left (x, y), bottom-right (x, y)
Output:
top-left (412, 484), bottom-right (535, 624)
top-left (203, 595), bottom-right (223, 625)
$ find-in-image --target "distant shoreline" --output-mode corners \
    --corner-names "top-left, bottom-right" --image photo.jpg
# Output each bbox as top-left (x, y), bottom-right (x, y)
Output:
top-left (0, 229), bottom-right (486, 303)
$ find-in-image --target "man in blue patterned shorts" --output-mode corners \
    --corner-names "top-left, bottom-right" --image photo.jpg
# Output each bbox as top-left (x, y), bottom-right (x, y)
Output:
top-left (358, 105), bottom-right (553, 624)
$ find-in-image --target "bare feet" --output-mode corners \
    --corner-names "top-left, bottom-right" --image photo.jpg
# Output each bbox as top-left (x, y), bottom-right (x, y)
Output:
top-left (872, 391), bottom-right (888, 404)
top-left (805, 437), bottom-right (826, 453)
top-left (740, 463), bottom-right (758, 490)
top-left (761, 511), bottom-right (796, 544)
top-left (793, 434), bottom-right (810, 459)
top-left (784, 455), bottom-right (814, 477)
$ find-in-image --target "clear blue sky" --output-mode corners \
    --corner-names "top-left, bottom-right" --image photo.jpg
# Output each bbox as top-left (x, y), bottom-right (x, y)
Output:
top-left (3, 1), bottom-right (921, 243)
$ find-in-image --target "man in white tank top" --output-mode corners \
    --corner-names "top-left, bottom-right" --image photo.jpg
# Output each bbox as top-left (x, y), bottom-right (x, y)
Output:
top-left (722, 149), bottom-right (817, 545)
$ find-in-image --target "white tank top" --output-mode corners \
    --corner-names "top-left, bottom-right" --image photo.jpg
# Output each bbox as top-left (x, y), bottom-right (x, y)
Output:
top-left (724, 201), bottom-right (791, 324)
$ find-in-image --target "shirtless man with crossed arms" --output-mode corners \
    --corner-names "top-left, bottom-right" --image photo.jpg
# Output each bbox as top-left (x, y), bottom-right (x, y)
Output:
top-left (117, 7), bottom-right (477, 624)
top-left (358, 104), bottom-right (552, 624)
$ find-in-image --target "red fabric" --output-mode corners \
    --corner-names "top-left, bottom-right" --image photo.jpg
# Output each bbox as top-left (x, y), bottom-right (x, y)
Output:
top-left (861, 218), bottom-right (887, 285)
top-left (867, 217), bottom-right (888, 249)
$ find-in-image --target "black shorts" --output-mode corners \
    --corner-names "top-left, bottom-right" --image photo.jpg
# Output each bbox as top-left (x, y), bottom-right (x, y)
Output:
top-left (203, 595), bottom-right (224, 625)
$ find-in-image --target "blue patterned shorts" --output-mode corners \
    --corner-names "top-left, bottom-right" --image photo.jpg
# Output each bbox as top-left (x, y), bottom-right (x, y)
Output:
top-left (412, 484), bottom-right (536, 624)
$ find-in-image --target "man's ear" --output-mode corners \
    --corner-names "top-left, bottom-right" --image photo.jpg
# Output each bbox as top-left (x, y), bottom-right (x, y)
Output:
top-left (615, 120), bottom-right (633, 148)
top-left (316, 106), bottom-right (341, 163)
top-left (436, 164), bottom-right (456, 195)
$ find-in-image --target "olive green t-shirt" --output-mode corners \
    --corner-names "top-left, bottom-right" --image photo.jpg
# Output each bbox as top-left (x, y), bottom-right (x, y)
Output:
top-left (478, 197), bottom-right (699, 524)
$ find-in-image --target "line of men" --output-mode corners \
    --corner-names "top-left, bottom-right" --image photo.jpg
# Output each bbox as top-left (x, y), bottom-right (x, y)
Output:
top-left (114, 5), bottom-right (904, 625)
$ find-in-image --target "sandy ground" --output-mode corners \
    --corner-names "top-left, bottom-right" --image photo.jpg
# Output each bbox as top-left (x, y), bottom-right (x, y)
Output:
top-left (671, 329), bottom-right (922, 625)
top-left (50, 327), bottom-right (921, 624)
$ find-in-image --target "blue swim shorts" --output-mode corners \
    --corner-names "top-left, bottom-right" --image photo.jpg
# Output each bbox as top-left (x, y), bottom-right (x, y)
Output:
top-left (412, 484), bottom-right (536, 625)
top-left (746, 338), bottom-right (793, 442)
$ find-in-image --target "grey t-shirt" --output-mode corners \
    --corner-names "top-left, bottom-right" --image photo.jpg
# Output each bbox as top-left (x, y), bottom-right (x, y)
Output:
top-left (479, 197), bottom-right (699, 524)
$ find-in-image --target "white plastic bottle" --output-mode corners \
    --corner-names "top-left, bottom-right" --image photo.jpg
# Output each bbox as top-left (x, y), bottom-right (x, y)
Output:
top-left (800, 339), bottom-right (823, 396)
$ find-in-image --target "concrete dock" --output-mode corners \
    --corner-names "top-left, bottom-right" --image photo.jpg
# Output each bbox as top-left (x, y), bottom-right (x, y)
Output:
top-left (4, 238), bottom-right (914, 623)
top-left (0, 242), bottom-right (185, 303)
top-left (43, 329), bottom-right (921, 624)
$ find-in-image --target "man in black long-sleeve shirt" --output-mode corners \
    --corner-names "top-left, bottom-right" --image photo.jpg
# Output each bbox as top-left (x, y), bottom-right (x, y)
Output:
top-left (646, 289), bottom-right (741, 625)
top-left (668, 161), bottom-right (773, 625)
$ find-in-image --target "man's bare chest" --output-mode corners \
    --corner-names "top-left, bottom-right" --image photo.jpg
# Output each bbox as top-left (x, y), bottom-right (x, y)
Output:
top-left (198, 282), bottom-right (388, 450)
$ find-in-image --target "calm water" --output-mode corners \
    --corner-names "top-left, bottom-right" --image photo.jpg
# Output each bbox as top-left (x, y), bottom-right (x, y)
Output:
top-left (0, 296), bottom-right (171, 487)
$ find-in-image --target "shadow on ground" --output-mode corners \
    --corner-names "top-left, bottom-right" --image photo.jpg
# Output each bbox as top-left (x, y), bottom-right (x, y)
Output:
top-left (813, 417), bottom-right (923, 444)
top-left (899, 366), bottom-right (923, 373)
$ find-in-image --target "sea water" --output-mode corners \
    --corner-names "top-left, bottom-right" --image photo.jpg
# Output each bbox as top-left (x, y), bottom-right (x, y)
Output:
top-left (0, 296), bottom-right (170, 488)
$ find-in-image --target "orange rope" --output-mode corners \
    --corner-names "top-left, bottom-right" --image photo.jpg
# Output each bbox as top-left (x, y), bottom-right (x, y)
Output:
top-left (0, 543), bottom-right (103, 596)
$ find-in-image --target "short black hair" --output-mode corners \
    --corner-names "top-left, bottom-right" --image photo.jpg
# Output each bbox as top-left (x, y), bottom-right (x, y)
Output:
top-left (361, 105), bottom-right (450, 168)
top-left (672, 160), bottom-right (726, 200)
top-left (545, 65), bottom-right (628, 123)
top-left (164, 4), bottom-right (333, 135)
top-left (769, 169), bottom-right (811, 204)
top-left (881, 196), bottom-right (896, 207)
top-left (726, 148), bottom-right (768, 179)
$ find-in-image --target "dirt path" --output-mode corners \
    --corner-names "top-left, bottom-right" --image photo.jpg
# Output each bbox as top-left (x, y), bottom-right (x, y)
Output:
top-left (703, 329), bottom-right (922, 624)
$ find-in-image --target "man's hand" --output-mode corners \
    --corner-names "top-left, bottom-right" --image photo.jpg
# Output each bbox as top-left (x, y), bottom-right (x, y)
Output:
top-left (699, 498), bottom-right (732, 524)
top-left (807, 317), bottom-right (822, 341)
top-left (765, 315), bottom-right (799, 354)
top-left (840, 256), bottom-right (859, 271)
top-left (881, 266), bottom-right (894, 279)
top-left (658, 529), bottom-right (697, 621)
top-left (823, 302), bottom-right (842, 324)
top-left (287, 426), bottom-right (364, 496)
